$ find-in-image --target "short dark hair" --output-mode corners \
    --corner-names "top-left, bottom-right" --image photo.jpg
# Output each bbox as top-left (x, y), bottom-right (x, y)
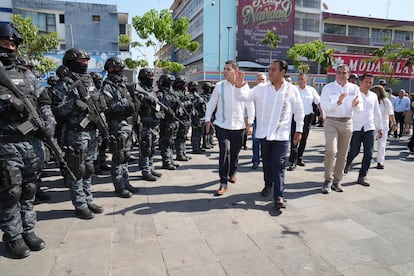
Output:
top-left (225, 60), bottom-right (239, 70)
top-left (360, 73), bottom-right (374, 81)
top-left (272, 59), bottom-right (288, 73)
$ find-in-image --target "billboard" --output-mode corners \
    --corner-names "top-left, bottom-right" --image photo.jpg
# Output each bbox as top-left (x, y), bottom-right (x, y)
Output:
top-left (329, 53), bottom-right (414, 79)
top-left (237, 0), bottom-right (295, 66)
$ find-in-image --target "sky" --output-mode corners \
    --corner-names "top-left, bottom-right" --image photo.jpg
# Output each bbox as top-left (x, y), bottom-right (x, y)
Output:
top-left (59, 0), bottom-right (414, 65)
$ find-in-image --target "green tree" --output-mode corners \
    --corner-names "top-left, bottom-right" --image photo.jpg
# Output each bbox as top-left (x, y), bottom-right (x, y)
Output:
top-left (12, 14), bottom-right (59, 73)
top-left (261, 30), bottom-right (282, 63)
top-left (287, 40), bottom-right (335, 73)
top-left (364, 39), bottom-right (414, 86)
top-left (131, 9), bottom-right (199, 73)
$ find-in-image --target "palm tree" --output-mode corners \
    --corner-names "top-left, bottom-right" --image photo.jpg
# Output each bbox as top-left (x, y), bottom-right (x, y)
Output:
top-left (261, 30), bottom-right (282, 64)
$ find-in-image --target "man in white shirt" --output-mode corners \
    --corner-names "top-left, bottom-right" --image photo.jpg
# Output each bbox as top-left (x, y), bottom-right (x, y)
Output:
top-left (235, 59), bottom-right (304, 209)
top-left (204, 60), bottom-right (255, 196)
top-left (287, 73), bottom-right (321, 170)
top-left (320, 64), bottom-right (361, 194)
top-left (344, 73), bottom-right (383, 187)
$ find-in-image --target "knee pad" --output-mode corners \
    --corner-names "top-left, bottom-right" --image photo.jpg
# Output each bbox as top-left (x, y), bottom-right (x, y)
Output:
top-left (0, 185), bottom-right (22, 208)
top-left (21, 182), bottom-right (37, 200)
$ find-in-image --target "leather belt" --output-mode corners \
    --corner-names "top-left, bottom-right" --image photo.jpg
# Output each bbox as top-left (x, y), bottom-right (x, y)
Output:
top-left (326, 116), bottom-right (351, 122)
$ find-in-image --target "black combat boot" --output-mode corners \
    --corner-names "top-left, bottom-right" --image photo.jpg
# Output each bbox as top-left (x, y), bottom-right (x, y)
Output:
top-left (143, 173), bottom-right (157, 181)
top-left (75, 207), bottom-right (95, 219)
top-left (151, 170), bottom-right (162, 177)
top-left (115, 189), bottom-right (132, 198)
top-left (4, 237), bottom-right (31, 259)
top-left (125, 184), bottom-right (139, 194)
top-left (88, 203), bottom-right (104, 214)
top-left (22, 232), bottom-right (45, 251)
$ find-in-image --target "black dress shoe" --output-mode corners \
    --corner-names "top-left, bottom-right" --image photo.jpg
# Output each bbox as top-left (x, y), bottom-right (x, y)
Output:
top-left (287, 165), bottom-right (296, 171)
top-left (297, 161), bottom-right (305, 167)
top-left (252, 163), bottom-right (259, 169)
top-left (261, 187), bottom-right (272, 197)
top-left (88, 203), bottom-right (104, 214)
top-left (22, 232), bottom-right (46, 251)
top-left (5, 238), bottom-right (31, 259)
top-left (75, 207), bottom-right (95, 219)
top-left (343, 164), bottom-right (351, 174)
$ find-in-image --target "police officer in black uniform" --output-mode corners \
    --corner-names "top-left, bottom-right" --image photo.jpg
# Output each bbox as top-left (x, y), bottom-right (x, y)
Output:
top-left (90, 72), bottom-right (110, 174)
top-left (201, 82), bottom-right (215, 149)
top-left (57, 48), bottom-right (104, 219)
top-left (172, 76), bottom-right (193, 161)
top-left (101, 57), bottom-right (137, 198)
top-left (0, 23), bottom-right (52, 258)
top-left (137, 68), bottom-right (163, 181)
top-left (157, 74), bottom-right (180, 170)
top-left (187, 81), bottom-right (206, 154)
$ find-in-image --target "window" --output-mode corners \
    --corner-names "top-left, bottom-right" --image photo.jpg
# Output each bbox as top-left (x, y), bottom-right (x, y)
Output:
top-left (59, 14), bottom-right (65, 24)
top-left (295, 12), bottom-right (320, 32)
top-left (348, 26), bottom-right (369, 38)
top-left (394, 30), bottom-right (413, 41)
top-left (92, 15), bottom-right (101, 22)
top-left (296, 0), bottom-right (321, 9)
top-left (15, 9), bottom-right (56, 33)
top-left (372, 28), bottom-right (392, 43)
top-left (324, 23), bottom-right (346, 35)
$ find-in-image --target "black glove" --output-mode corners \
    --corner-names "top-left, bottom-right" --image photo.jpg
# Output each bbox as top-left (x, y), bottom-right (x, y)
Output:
top-left (40, 124), bottom-right (55, 138)
top-left (9, 96), bottom-right (25, 113)
top-left (75, 99), bottom-right (89, 112)
top-left (144, 94), bottom-right (156, 104)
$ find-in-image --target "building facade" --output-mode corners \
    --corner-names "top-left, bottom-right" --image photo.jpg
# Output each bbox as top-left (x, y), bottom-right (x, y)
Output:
top-left (170, 0), bottom-right (414, 91)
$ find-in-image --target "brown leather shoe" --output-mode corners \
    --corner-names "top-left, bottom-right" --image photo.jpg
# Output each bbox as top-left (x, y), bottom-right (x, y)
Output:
top-left (229, 175), bottom-right (237, 183)
top-left (214, 186), bottom-right (227, 196)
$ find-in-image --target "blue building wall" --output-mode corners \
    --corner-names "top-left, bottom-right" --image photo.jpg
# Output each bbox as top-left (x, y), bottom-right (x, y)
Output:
top-left (13, 0), bottom-right (119, 52)
top-left (203, 0), bottom-right (237, 73)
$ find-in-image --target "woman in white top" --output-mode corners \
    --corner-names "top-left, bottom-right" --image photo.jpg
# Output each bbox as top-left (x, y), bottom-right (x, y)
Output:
top-left (372, 85), bottom-right (397, 169)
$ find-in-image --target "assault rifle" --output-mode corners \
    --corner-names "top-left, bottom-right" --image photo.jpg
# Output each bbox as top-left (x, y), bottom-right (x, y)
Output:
top-left (70, 80), bottom-right (113, 143)
top-left (0, 65), bottom-right (77, 181)
top-left (133, 83), bottom-right (185, 126)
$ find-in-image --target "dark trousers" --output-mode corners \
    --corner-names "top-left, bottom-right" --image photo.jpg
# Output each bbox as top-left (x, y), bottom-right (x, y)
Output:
top-left (394, 112), bottom-right (405, 137)
top-left (289, 114), bottom-right (312, 164)
top-left (261, 139), bottom-right (289, 199)
top-left (215, 125), bottom-right (244, 185)
top-left (346, 129), bottom-right (375, 179)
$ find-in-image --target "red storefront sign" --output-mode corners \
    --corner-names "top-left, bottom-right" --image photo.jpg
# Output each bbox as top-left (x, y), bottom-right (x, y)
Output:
top-left (328, 53), bottom-right (414, 78)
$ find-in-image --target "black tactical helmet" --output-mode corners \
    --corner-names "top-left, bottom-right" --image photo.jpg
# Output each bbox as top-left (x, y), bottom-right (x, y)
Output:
top-left (47, 76), bottom-right (58, 86)
top-left (172, 76), bottom-right (186, 90)
top-left (104, 56), bottom-right (125, 71)
top-left (56, 65), bottom-right (69, 79)
top-left (157, 74), bottom-right (173, 89)
top-left (16, 56), bottom-right (34, 69)
top-left (63, 48), bottom-right (90, 74)
top-left (187, 81), bottom-right (199, 92)
top-left (202, 82), bottom-right (214, 91)
top-left (138, 68), bottom-right (154, 89)
top-left (0, 23), bottom-right (23, 46)
top-left (90, 72), bottom-right (103, 88)
top-left (0, 23), bottom-right (22, 66)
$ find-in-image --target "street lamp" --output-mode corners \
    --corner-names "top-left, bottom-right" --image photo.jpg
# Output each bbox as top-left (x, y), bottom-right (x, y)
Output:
top-left (226, 26), bottom-right (232, 60)
top-left (211, 0), bottom-right (222, 81)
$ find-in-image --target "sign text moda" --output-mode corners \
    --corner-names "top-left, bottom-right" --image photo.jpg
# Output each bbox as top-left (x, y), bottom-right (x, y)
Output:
top-left (329, 53), bottom-right (414, 78)
top-left (241, 0), bottom-right (293, 25)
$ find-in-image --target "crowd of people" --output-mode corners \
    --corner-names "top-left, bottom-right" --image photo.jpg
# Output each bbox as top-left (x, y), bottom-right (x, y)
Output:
top-left (1, 22), bottom-right (414, 260)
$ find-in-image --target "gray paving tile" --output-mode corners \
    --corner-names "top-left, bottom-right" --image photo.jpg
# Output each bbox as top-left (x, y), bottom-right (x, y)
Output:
top-left (341, 261), bottom-right (400, 276)
top-left (321, 219), bottom-right (378, 241)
